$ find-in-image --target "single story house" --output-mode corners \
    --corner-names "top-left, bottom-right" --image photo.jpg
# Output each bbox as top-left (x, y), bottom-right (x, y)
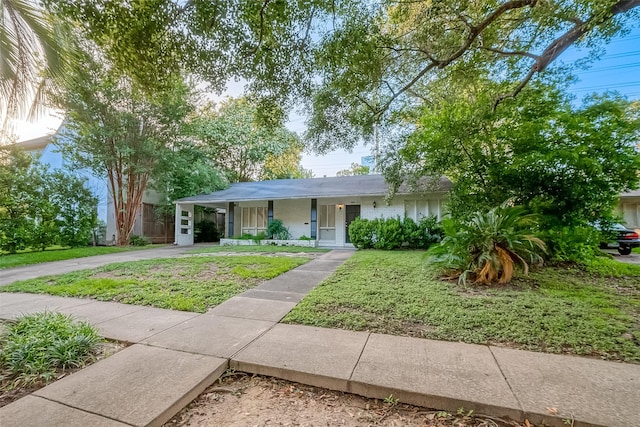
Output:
top-left (174, 175), bottom-right (452, 247)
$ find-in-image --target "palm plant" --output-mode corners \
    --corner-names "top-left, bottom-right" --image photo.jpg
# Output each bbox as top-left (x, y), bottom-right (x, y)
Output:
top-left (429, 205), bottom-right (546, 285)
top-left (0, 0), bottom-right (70, 141)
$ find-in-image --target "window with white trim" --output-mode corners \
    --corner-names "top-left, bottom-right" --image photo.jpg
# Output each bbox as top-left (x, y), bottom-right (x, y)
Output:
top-left (318, 204), bottom-right (336, 241)
top-left (404, 199), bottom-right (440, 221)
top-left (241, 207), bottom-right (267, 235)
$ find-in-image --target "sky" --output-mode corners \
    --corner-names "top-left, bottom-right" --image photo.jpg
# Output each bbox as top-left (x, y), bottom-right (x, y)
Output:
top-left (12, 25), bottom-right (640, 177)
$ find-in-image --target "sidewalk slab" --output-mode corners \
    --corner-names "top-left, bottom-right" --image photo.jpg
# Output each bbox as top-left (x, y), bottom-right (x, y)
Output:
top-left (35, 344), bottom-right (227, 427)
top-left (59, 299), bottom-right (147, 324)
top-left (350, 334), bottom-right (522, 420)
top-left (491, 346), bottom-right (640, 427)
top-left (295, 260), bottom-right (345, 272)
top-left (232, 323), bottom-right (369, 391)
top-left (319, 250), bottom-right (356, 261)
top-left (207, 296), bottom-right (295, 322)
top-left (95, 306), bottom-right (198, 342)
top-left (255, 270), bottom-right (331, 294)
top-left (0, 294), bottom-right (93, 320)
top-left (0, 395), bottom-right (129, 427)
top-left (0, 292), bottom-right (49, 305)
top-left (239, 288), bottom-right (306, 303)
top-left (143, 314), bottom-right (274, 358)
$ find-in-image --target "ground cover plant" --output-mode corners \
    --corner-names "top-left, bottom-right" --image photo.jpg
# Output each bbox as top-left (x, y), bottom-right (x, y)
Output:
top-left (284, 251), bottom-right (640, 363)
top-left (0, 246), bottom-right (153, 270)
top-left (0, 312), bottom-right (103, 404)
top-left (189, 245), bottom-right (328, 254)
top-left (1, 255), bottom-right (310, 312)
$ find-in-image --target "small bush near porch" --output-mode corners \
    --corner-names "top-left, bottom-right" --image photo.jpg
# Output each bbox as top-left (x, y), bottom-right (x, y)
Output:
top-left (284, 250), bottom-right (640, 363)
top-left (1, 256), bottom-right (310, 312)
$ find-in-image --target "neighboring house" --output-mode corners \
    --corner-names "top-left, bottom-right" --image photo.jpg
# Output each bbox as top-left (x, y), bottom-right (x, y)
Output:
top-left (174, 175), bottom-right (452, 247)
top-left (619, 190), bottom-right (640, 230)
top-left (15, 129), bottom-right (175, 244)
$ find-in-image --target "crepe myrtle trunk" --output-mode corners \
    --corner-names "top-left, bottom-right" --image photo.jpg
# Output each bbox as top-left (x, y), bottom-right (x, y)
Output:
top-left (108, 166), bottom-right (149, 246)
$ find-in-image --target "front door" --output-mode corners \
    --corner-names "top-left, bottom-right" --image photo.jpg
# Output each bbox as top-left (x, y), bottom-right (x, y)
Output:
top-left (345, 205), bottom-right (361, 243)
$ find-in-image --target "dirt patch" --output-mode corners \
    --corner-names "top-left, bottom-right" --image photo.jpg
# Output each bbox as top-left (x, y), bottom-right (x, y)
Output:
top-left (0, 340), bottom-right (128, 407)
top-left (165, 372), bottom-right (531, 427)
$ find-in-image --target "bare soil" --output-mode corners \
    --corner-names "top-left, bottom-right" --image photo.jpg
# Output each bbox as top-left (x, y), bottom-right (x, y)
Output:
top-left (0, 340), bottom-right (127, 407)
top-left (165, 372), bottom-right (533, 427)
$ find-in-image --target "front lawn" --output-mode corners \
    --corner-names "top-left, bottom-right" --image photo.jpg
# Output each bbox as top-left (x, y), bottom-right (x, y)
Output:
top-left (1, 255), bottom-right (309, 312)
top-left (189, 245), bottom-right (329, 254)
top-left (284, 251), bottom-right (640, 363)
top-left (0, 246), bottom-right (153, 270)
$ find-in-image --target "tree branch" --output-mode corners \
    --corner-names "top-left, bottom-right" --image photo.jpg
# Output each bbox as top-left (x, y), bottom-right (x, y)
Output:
top-left (376, 0), bottom-right (538, 117)
top-left (494, 0), bottom-right (640, 108)
top-left (480, 46), bottom-right (540, 60)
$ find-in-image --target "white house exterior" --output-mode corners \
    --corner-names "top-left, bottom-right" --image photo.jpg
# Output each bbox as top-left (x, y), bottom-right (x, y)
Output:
top-left (174, 175), bottom-right (452, 247)
top-left (619, 190), bottom-right (640, 230)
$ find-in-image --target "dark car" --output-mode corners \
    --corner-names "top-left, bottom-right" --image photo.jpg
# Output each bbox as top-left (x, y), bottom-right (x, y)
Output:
top-left (598, 223), bottom-right (640, 255)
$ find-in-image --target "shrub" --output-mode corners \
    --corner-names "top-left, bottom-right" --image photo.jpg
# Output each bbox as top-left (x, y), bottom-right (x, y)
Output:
top-left (129, 235), bottom-right (149, 246)
top-left (194, 220), bottom-right (220, 243)
top-left (267, 219), bottom-right (291, 240)
top-left (0, 312), bottom-right (102, 386)
top-left (375, 217), bottom-right (404, 250)
top-left (541, 225), bottom-right (601, 264)
top-left (348, 216), bottom-right (443, 250)
top-left (428, 205), bottom-right (546, 285)
top-left (348, 217), bottom-right (378, 249)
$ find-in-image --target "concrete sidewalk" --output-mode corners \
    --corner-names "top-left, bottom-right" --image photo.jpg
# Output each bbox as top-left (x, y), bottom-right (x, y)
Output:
top-left (1, 249), bottom-right (639, 427)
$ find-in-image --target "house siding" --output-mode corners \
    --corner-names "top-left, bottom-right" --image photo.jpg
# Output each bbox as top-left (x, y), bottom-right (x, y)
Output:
top-left (619, 198), bottom-right (640, 229)
top-left (273, 199), bottom-right (312, 239)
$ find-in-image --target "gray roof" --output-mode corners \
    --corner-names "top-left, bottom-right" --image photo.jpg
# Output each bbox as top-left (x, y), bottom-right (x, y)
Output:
top-left (176, 175), bottom-right (452, 204)
top-left (621, 189), bottom-right (640, 198)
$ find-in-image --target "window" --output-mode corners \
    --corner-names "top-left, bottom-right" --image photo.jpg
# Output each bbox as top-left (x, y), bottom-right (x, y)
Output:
top-left (404, 200), bottom-right (440, 221)
top-left (319, 205), bottom-right (336, 241)
top-left (241, 207), bottom-right (267, 235)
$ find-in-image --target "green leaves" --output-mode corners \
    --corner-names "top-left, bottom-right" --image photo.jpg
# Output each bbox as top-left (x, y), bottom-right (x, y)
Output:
top-left (189, 97), bottom-right (306, 182)
top-left (0, 146), bottom-right (98, 252)
top-left (0, 312), bottom-right (102, 386)
top-left (429, 204), bottom-right (546, 285)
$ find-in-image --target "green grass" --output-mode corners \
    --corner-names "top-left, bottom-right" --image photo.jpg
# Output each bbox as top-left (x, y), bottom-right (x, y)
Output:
top-left (189, 245), bottom-right (329, 254)
top-left (1, 255), bottom-right (310, 312)
top-left (0, 246), bottom-right (153, 270)
top-left (633, 247), bottom-right (640, 254)
top-left (0, 312), bottom-right (103, 388)
top-left (284, 250), bottom-right (640, 363)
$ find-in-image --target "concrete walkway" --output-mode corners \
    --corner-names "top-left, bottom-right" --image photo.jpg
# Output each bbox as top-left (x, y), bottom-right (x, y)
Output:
top-left (0, 245), bottom-right (197, 286)
top-left (0, 250), bottom-right (638, 427)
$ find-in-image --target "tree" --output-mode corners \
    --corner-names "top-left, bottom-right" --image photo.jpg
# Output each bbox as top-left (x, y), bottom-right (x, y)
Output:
top-left (55, 49), bottom-right (193, 246)
top-left (190, 98), bottom-right (307, 182)
top-left (303, 1), bottom-right (640, 153)
top-left (262, 140), bottom-right (313, 180)
top-left (0, 146), bottom-right (34, 252)
top-left (0, 146), bottom-right (97, 252)
top-left (0, 0), bottom-right (72, 141)
top-left (152, 144), bottom-right (228, 217)
top-left (336, 163), bottom-right (370, 177)
top-left (388, 79), bottom-right (640, 226)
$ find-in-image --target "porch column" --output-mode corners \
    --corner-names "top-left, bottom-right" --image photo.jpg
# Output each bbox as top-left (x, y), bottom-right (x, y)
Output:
top-left (228, 202), bottom-right (235, 237)
top-left (174, 203), bottom-right (194, 246)
top-left (310, 198), bottom-right (317, 240)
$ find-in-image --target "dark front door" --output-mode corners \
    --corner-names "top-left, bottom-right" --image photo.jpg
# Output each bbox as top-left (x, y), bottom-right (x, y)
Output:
top-left (345, 205), bottom-right (361, 243)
